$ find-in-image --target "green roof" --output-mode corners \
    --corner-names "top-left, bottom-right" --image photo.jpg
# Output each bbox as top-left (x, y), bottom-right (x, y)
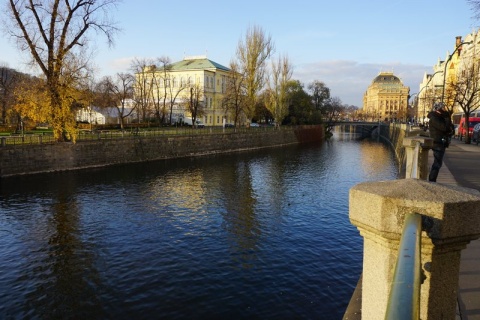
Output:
top-left (170, 57), bottom-right (230, 72)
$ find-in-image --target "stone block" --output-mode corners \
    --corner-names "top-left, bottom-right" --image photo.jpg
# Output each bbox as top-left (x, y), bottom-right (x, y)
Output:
top-left (349, 179), bottom-right (480, 319)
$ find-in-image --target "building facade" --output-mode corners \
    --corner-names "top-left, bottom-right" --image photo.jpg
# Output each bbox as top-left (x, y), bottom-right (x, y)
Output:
top-left (454, 30), bottom-right (480, 117)
top-left (135, 56), bottom-right (238, 127)
top-left (417, 30), bottom-right (480, 122)
top-left (363, 72), bottom-right (409, 122)
top-left (416, 59), bottom-right (444, 124)
top-left (76, 107), bottom-right (106, 125)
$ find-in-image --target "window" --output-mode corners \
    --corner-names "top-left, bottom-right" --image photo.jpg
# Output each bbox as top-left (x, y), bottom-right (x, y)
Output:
top-left (221, 75), bottom-right (226, 93)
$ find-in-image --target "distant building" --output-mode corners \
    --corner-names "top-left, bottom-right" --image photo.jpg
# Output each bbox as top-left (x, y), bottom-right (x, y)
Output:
top-left (102, 99), bottom-right (137, 125)
top-left (363, 72), bottom-right (409, 122)
top-left (76, 107), bottom-right (106, 124)
top-left (134, 56), bottom-right (239, 126)
top-left (417, 30), bottom-right (480, 122)
top-left (417, 61), bottom-right (444, 124)
top-left (451, 31), bottom-right (480, 116)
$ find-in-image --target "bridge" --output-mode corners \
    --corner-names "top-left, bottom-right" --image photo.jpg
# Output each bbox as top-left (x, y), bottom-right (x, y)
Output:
top-left (330, 121), bottom-right (384, 139)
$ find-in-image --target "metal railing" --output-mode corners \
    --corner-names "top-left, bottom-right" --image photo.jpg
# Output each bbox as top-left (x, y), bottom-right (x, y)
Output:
top-left (0, 125), bottom-right (284, 147)
top-left (0, 134), bottom-right (57, 146)
top-left (410, 141), bottom-right (421, 179)
top-left (385, 213), bottom-right (422, 319)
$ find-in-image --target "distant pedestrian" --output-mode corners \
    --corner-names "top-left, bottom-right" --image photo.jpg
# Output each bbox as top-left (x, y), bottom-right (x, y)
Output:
top-left (427, 103), bottom-right (454, 182)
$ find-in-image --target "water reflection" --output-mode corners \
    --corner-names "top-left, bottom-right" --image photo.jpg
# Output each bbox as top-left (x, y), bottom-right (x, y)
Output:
top-left (0, 134), bottom-right (398, 319)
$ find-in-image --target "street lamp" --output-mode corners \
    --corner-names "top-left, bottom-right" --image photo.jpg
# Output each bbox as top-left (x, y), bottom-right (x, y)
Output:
top-left (441, 41), bottom-right (472, 104)
top-left (408, 92), bottom-right (419, 124)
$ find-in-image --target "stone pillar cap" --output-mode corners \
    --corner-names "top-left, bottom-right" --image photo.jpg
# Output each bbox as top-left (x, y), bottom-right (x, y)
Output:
top-left (350, 179), bottom-right (480, 239)
top-left (402, 136), bottom-right (433, 147)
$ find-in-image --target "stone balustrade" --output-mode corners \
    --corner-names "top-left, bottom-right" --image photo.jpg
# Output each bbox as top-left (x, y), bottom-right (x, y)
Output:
top-left (348, 135), bottom-right (480, 319)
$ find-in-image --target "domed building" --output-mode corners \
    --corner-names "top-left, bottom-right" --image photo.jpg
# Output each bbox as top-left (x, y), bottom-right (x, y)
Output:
top-left (363, 72), bottom-right (410, 122)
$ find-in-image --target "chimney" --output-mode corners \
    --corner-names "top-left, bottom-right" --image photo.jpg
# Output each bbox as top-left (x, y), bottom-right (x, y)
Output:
top-left (455, 36), bottom-right (464, 56)
top-left (455, 36), bottom-right (462, 47)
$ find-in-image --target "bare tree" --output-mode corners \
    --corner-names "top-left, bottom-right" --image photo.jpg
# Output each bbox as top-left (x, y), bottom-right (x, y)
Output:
top-left (236, 25), bottom-right (274, 122)
top-left (0, 66), bottom-right (20, 124)
top-left (266, 55), bottom-right (293, 127)
top-left (131, 58), bottom-right (155, 124)
top-left (149, 56), bottom-right (188, 126)
top-left (150, 69), bottom-right (166, 125)
top-left (4, 0), bottom-right (120, 141)
top-left (221, 60), bottom-right (246, 127)
top-left (468, 0), bottom-right (480, 20)
top-left (152, 57), bottom-right (171, 125)
top-left (96, 73), bottom-right (135, 130)
top-left (323, 97), bottom-right (344, 135)
top-left (450, 60), bottom-right (480, 143)
top-left (185, 83), bottom-right (204, 128)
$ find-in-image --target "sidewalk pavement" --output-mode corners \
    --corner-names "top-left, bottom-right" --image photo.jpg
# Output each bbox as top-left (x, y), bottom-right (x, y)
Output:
top-left (429, 138), bottom-right (480, 320)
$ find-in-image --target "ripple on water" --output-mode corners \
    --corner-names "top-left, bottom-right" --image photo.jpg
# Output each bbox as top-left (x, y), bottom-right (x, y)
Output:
top-left (0, 135), bottom-right (397, 319)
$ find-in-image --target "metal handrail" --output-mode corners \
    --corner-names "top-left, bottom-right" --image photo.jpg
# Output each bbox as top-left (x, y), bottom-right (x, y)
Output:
top-left (0, 125), bottom-right (287, 147)
top-left (410, 141), bottom-right (421, 179)
top-left (385, 213), bottom-right (422, 320)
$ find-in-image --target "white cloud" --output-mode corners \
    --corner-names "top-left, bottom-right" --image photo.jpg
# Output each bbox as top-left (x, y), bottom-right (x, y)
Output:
top-left (293, 60), bottom-right (431, 107)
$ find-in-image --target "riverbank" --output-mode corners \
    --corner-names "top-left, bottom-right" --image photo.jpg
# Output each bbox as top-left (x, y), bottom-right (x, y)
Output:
top-left (0, 125), bottom-right (324, 178)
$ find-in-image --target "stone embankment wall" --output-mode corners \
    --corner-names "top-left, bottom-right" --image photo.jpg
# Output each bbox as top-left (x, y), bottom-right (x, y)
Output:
top-left (0, 125), bottom-right (324, 177)
top-left (376, 123), bottom-right (425, 178)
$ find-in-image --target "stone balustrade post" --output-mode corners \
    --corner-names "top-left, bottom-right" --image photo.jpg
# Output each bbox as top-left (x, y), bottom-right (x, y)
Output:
top-left (349, 179), bottom-right (480, 319)
top-left (403, 136), bottom-right (433, 180)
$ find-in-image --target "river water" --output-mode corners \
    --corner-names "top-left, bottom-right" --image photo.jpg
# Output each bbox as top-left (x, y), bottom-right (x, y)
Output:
top-left (0, 132), bottom-right (399, 319)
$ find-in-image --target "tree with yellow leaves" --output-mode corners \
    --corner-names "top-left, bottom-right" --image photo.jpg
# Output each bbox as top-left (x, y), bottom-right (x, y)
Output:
top-left (5, 0), bottom-right (120, 141)
top-left (266, 55), bottom-right (293, 127)
top-left (12, 76), bottom-right (50, 130)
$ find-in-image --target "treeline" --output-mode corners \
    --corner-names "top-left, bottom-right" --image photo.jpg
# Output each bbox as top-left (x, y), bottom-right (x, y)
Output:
top-left (0, 65), bottom-right (358, 132)
top-left (1, 1), bottom-right (359, 142)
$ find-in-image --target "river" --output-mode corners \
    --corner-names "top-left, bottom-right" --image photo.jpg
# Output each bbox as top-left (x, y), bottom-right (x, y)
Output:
top-left (0, 132), bottom-right (399, 319)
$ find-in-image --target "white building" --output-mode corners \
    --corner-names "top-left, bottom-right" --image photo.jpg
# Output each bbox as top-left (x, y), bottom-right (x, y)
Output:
top-left (76, 107), bottom-right (106, 124)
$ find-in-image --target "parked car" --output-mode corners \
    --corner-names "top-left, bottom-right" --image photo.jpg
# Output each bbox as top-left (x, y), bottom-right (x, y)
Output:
top-left (182, 118), bottom-right (205, 128)
top-left (250, 122), bottom-right (260, 127)
top-left (224, 123), bottom-right (234, 128)
top-left (473, 123), bottom-right (480, 144)
top-left (458, 117), bottom-right (480, 140)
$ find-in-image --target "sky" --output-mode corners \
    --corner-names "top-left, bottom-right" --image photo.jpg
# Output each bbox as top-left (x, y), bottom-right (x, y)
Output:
top-left (0, 0), bottom-right (479, 107)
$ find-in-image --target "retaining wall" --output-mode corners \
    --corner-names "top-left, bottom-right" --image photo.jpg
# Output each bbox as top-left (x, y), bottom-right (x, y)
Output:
top-left (376, 124), bottom-right (424, 177)
top-left (0, 125), bottom-right (324, 177)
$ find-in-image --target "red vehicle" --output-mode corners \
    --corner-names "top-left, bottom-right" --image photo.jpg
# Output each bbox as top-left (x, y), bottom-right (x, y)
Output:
top-left (458, 117), bottom-right (480, 140)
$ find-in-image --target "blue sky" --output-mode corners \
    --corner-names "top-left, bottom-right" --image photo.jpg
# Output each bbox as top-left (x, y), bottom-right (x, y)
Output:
top-left (1, 0), bottom-right (478, 107)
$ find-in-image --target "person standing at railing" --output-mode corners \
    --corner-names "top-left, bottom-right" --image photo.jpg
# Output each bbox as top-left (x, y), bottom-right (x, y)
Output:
top-left (427, 103), bottom-right (455, 182)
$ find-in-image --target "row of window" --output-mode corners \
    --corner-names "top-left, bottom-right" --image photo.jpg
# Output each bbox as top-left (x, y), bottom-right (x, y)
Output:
top-left (200, 115), bottom-right (233, 125)
top-left (379, 101), bottom-right (405, 106)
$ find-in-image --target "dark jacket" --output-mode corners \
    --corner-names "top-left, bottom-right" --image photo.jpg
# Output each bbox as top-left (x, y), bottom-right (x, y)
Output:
top-left (427, 109), bottom-right (454, 147)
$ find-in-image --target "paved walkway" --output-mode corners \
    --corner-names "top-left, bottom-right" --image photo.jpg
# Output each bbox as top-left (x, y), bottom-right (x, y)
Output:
top-left (430, 138), bottom-right (480, 320)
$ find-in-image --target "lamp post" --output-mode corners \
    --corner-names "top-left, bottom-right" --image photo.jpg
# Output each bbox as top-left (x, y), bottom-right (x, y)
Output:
top-left (441, 41), bottom-right (472, 104)
top-left (408, 92), bottom-right (419, 124)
